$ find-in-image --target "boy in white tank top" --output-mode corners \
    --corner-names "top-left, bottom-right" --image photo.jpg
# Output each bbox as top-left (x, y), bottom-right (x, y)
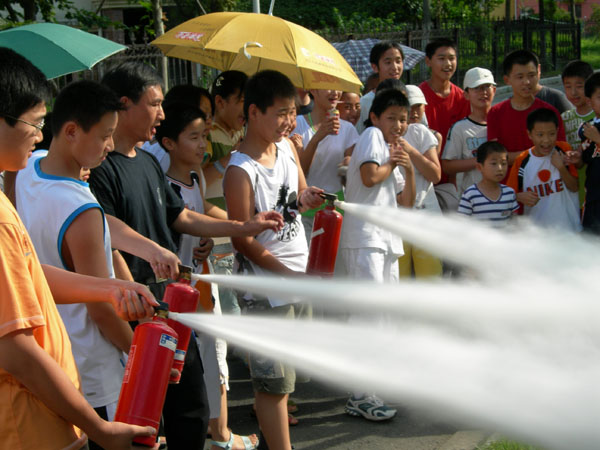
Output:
top-left (223, 70), bottom-right (324, 450)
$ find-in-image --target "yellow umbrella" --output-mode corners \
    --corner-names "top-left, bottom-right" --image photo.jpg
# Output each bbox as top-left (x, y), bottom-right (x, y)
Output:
top-left (151, 12), bottom-right (362, 93)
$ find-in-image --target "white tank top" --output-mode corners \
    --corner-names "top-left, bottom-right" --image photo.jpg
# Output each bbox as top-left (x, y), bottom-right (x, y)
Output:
top-left (16, 151), bottom-right (124, 408)
top-left (228, 139), bottom-right (307, 307)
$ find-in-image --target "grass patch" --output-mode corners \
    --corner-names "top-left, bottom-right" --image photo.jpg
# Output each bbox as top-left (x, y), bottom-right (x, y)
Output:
top-left (479, 438), bottom-right (543, 450)
top-left (582, 37), bottom-right (600, 70)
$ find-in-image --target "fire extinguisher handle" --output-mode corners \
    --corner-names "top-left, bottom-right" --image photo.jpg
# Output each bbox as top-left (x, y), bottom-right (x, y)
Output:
top-left (319, 192), bottom-right (338, 201)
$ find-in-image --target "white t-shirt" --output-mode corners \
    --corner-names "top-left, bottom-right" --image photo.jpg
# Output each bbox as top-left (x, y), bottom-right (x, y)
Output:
top-left (340, 127), bottom-right (404, 255)
top-left (293, 115), bottom-right (359, 193)
top-left (397, 123), bottom-right (441, 212)
top-left (166, 171), bottom-right (206, 271)
top-left (442, 117), bottom-right (487, 195)
top-left (356, 91), bottom-right (375, 134)
top-left (141, 140), bottom-right (170, 173)
top-left (517, 148), bottom-right (581, 232)
top-left (228, 139), bottom-right (308, 307)
top-left (16, 151), bottom-right (124, 408)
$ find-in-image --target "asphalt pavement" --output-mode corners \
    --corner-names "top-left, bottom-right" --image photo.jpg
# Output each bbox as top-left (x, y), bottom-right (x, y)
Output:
top-left (207, 354), bottom-right (489, 450)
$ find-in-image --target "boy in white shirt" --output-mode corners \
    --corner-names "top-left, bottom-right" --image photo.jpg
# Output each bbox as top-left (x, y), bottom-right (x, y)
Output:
top-left (340, 88), bottom-right (415, 422)
top-left (507, 108), bottom-right (580, 231)
top-left (442, 67), bottom-right (497, 196)
top-left (224, 70), bottom-right (323, 450)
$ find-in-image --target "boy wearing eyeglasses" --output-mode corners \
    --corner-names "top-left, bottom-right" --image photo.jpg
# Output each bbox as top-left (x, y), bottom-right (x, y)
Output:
top-left (442, 67), bottom-right (497, 196)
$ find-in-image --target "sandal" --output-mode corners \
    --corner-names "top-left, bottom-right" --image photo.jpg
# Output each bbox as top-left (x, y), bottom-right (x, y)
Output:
top-left (210, 431), bottom-right (259, 450)
top-left (288, 413), bottom-right (299, 426)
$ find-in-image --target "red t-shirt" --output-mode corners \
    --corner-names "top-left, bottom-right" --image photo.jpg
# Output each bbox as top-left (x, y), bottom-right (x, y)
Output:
top-left (419, 81), bottom-right (471, 153)
top-left (419, 81), bottom-right (471, 184)
top-left (487, 97), bottom-right (566, 155)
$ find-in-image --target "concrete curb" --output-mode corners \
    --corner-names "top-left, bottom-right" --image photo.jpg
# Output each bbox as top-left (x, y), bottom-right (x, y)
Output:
top-left (439, 430), bottom-right (491, 450)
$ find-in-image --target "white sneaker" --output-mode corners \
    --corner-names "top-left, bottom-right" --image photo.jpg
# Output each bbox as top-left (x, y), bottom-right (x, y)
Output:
top-left (344, 394), bottom-right (397, 421)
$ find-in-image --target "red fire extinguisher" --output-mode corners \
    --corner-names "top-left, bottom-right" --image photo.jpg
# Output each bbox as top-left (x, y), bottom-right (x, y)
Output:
top-left (114, 301), bottom-right (178, 447)
top-left (163, 279), bottom-right (200, 383)
top-left (306, 192), bottom-right (343, 277)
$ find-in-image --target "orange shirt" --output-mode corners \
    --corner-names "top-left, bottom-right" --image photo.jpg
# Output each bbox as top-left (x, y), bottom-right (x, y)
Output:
top-left (0, 191), bottom-right (82, 449)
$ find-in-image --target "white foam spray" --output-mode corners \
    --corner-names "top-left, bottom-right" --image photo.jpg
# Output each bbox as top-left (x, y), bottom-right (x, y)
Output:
top-left (177, 203), bottom-right (600, 449)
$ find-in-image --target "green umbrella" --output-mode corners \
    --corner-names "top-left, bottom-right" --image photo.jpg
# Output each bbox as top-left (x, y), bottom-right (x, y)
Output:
top-left (0, 23), bottom-right (127, 79)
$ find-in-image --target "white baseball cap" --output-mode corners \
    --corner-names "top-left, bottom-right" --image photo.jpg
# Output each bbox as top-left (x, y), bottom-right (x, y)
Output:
top-left (405, 85), bottom-right (427, 106)
top-left (463, 67), bottom-right (496, 89)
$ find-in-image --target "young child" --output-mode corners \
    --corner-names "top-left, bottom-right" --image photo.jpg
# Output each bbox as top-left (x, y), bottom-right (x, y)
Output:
top-left (356, 41), bottom-right (404, 133)
top-left (0, 47), bottom-right (156, 450)
top-left (156, 103), bottom-right (259, 450)
top-left (392, 86), bottom-right (443, 278)
top-left (418, 38), bottom-right (471, 167)
top-left (205, 70), bottom-right (248, 197)
top-left (15, 80), bottom-right (129, 442)
top-left (458, 141), bottom-right (518, 226)
top-left (442, 67), bottom-right (497, 196)
top-left (293, 88), bottom-right (359, 243)
top-left (405, 85), bottom-right (443, 155)
top-left (488, 50), bottom-right (566, 167)
top-left (571, 72), bottom-right (600, 233)
top-left (337, 91), bottom-right (361, 126)
top-left (339, 88), bottom-right (416, 421)
top-left (223, 70), bottom-right (323, 450)
top-left (142, 84), bottom-right (214, 172)
top-left (561, 61), bottom-right (595, 151)
top-left (507, 108), bottom-right (580, 231)
top-left (560, 61), bottom-right (595, 206)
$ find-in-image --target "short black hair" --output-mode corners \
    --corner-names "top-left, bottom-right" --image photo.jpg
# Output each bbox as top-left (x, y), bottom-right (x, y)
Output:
top-left (585, 72), bottom-right (600, 98)
top-left (101, 62), bottom-right (163, 103)
top-left (163, 84), bottom-right (214, 116)
top-left (561, 60), bottom-right (594, 82)
top-left (503, 49), bottom-right (539, 76)
top-left (375, 78), bottom-right (407, 95)
top-left (244, 70), bottom-right (296, 119)
top-left (476, 141), bottom-right (507, 164)
top-left (526, 107), bottom-right (558, 131)
top-left (0, 47), bottom-right (51, 127)
top-left (370, 88), bottom-right (410, 118)
top-left (211, 70), bottom-right (248, 101)
top-left (425, 38), bottom-right (457, 59)
top-left (51, 80), bottom-right (123, 135)
top-left (155, 102), bottom-right (206, 152)
top-left (369, 41), bottom-right (404, 66)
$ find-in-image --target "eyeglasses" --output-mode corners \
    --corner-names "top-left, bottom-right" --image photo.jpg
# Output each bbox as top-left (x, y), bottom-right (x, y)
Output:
top-left (3, 114), bottom-right (45, 133)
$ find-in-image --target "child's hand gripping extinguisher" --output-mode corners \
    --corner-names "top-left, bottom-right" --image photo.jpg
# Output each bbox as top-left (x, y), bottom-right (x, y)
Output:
top-left (306, 192), bottom-right (343, 277)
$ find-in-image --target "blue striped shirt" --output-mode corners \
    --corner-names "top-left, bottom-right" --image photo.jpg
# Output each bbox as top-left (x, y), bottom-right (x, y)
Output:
top-left (458, 184), bottom-right (518, 226)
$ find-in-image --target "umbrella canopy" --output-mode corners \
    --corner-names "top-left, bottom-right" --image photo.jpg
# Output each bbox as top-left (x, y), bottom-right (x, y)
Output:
top-left (0, 23), bottom-right (127, 79)
top-left (151, 12), bottom-right (362, 93)
top-left (332, 38), bottom-right (425, 83)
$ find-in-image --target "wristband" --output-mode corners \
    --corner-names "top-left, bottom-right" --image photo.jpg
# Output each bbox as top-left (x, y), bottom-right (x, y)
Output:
top-left (214, 161), bottom-right (226, 175)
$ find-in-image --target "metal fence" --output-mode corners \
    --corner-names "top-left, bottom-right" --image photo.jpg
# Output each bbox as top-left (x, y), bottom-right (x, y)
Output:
top-left (53, 18), bottom-right (580, 91)
top-left (53, 44), bottom-right (216, 92)
top-left (318, 19), bottom-right (581, 86)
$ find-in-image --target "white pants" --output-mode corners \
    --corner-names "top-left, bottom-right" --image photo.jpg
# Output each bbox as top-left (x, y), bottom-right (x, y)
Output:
top-left (340, 248), bottom-right (399, 283)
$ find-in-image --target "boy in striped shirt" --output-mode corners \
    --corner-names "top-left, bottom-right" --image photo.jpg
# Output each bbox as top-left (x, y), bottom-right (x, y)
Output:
top-left (458, 141), bottom-right (518, 226)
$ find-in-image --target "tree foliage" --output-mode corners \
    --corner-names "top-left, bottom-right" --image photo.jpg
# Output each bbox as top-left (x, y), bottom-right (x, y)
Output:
top-left (233, 0), bottom-right (503, 30)
top-left (0, 0), bottom-right (120, 30)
